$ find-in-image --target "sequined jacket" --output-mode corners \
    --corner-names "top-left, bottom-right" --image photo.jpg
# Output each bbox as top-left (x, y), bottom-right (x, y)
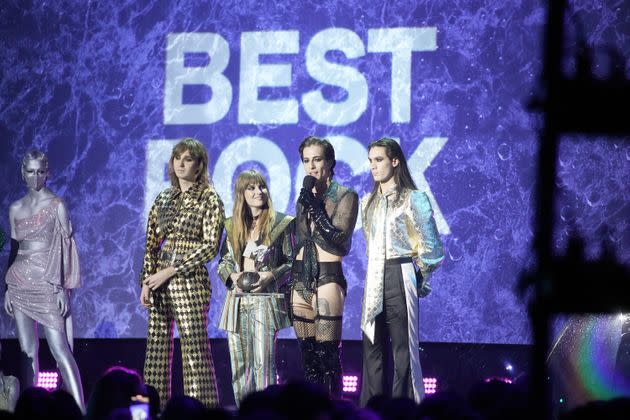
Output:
top-left (217, 212), bottom-right (294, 333)
top-left (217, 212), bottom-right (295, 291)
top-left (140, 182), bottom-right (225, 285)
top-left (361, 188), bottom-right (444, 276)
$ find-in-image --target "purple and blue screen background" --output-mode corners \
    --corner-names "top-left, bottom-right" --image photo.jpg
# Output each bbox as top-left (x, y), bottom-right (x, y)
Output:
top-left (1, 1), bottom-right (628, 343)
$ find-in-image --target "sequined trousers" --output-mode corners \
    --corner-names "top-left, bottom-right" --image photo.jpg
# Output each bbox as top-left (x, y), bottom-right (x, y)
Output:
top-left (143, 260), bottom-right (218, 408)
top-left (227, 293), bottom-right (286, 405)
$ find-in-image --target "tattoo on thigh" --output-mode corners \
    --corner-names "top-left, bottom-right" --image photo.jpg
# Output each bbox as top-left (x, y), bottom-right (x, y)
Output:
top-left (317, 298), bottom-right (331, 316)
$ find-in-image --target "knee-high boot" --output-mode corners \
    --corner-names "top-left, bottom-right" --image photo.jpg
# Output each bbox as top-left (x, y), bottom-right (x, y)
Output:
top-left (316, 340), bottom-right (343, 399)
top-left (298, 337), bottom-right (318, 384)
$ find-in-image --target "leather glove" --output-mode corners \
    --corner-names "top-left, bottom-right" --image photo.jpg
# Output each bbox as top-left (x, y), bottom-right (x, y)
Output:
top-left (297, 188), bottom-right (317, 212)
top-left (310, 205), bottom-right (346, 245)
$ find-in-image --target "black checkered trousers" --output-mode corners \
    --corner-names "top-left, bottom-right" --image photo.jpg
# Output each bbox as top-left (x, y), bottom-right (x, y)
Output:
top-left (140, 182), bottom-right (225, 408)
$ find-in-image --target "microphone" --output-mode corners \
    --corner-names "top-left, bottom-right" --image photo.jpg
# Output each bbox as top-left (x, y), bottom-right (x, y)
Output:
top-left (301, 175), bottom-right (317, 213)
top-left (301, 175), bottom-right (317, 235)
top-left (302, 175), bottom-right (317, 190)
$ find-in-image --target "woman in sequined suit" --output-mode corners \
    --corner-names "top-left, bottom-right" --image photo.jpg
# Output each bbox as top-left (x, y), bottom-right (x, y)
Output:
top-left (217, 170), bottom-right (293, 405)
top-left (292, 136), bottom-right (359, 397)
top-left (4, 150), bottom-right (84, 411)
top-left (360, 138), bottom-right (444, 405)
top-left (140, 138), bottom-right (224, 408)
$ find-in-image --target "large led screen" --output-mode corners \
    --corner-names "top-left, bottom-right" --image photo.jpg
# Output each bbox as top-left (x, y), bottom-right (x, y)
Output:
top-left (1, 1), bottom-right (628, 343)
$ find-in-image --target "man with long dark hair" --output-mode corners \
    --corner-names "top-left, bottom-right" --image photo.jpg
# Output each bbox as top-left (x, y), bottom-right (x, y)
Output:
top-left (360, 137), bottom-right (444, 405)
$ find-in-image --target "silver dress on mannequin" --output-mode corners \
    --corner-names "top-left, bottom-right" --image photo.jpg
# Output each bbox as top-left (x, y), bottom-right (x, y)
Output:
top-left (6, 198), bottom-right (80, 327)
top-left (5, 197), bottom-right (84, 410)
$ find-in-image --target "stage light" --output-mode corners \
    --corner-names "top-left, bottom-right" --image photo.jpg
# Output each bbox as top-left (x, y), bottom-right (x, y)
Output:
top-left (505, 363), bottom-right (514, 372)
top-left (484, 376), bottom-right (513, 384)
top-left (340, 375), bottom-right (439, 395)
top-left (424, 377), bottom-right (438, 394)
top-left (342, 374), bottom-right (359, 393)
top-left (37, 371), bottom-right (59, 390)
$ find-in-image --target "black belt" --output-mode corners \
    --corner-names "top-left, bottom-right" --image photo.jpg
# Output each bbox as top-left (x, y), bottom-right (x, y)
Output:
top-left (385, 257), bottom-right (413, 266)
top-left (292, 260), bottom-right (343, 275)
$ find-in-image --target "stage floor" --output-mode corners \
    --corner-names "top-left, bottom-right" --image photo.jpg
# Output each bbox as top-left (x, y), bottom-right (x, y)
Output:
top-left (0, 338), bottom-right (531, 406)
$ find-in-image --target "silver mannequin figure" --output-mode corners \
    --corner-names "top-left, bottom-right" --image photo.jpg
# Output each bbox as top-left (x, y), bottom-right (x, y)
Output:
top-left (3, 150), bottom-right (85, 412)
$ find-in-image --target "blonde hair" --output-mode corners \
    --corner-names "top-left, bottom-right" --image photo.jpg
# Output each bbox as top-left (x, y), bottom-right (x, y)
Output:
top-left (230, 170), bottom-right (276, 263)
top-left (167, 138), bottom-right (210, 188)
top-left (21, 150), bottom-right (48, 176)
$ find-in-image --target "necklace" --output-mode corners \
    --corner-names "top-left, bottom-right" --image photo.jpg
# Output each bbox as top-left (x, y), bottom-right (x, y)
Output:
top-left (249, 216), bottom-right (261, 241)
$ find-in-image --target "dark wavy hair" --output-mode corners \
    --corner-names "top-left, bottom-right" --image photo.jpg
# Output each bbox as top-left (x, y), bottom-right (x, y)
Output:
top-left (365, 137), bottom-right (417, 210)
top-left (298, 136), bottom-right (336, 178)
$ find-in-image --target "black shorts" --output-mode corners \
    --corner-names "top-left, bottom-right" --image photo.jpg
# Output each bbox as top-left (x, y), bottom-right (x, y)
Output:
top-left (291, 260), bottom-right (347, 303)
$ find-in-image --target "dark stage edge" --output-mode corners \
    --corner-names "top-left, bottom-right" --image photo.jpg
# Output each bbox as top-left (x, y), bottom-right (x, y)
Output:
top-left (0, 339), bottom-right (531, 407)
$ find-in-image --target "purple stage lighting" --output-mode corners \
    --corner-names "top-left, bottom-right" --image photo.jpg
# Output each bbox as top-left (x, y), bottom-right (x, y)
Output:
top-left (37, 371), bottom-right (59, 390)
top-left (424, 377), bottom-right (438, 394)
top-left (342, 375), bottom-right (439, 395)
top-left (342, 374), bottom-right (359, 393)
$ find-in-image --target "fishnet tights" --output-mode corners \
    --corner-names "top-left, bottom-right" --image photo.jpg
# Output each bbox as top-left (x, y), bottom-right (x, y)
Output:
top-left (292, 282), bottom-right (344, 342)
